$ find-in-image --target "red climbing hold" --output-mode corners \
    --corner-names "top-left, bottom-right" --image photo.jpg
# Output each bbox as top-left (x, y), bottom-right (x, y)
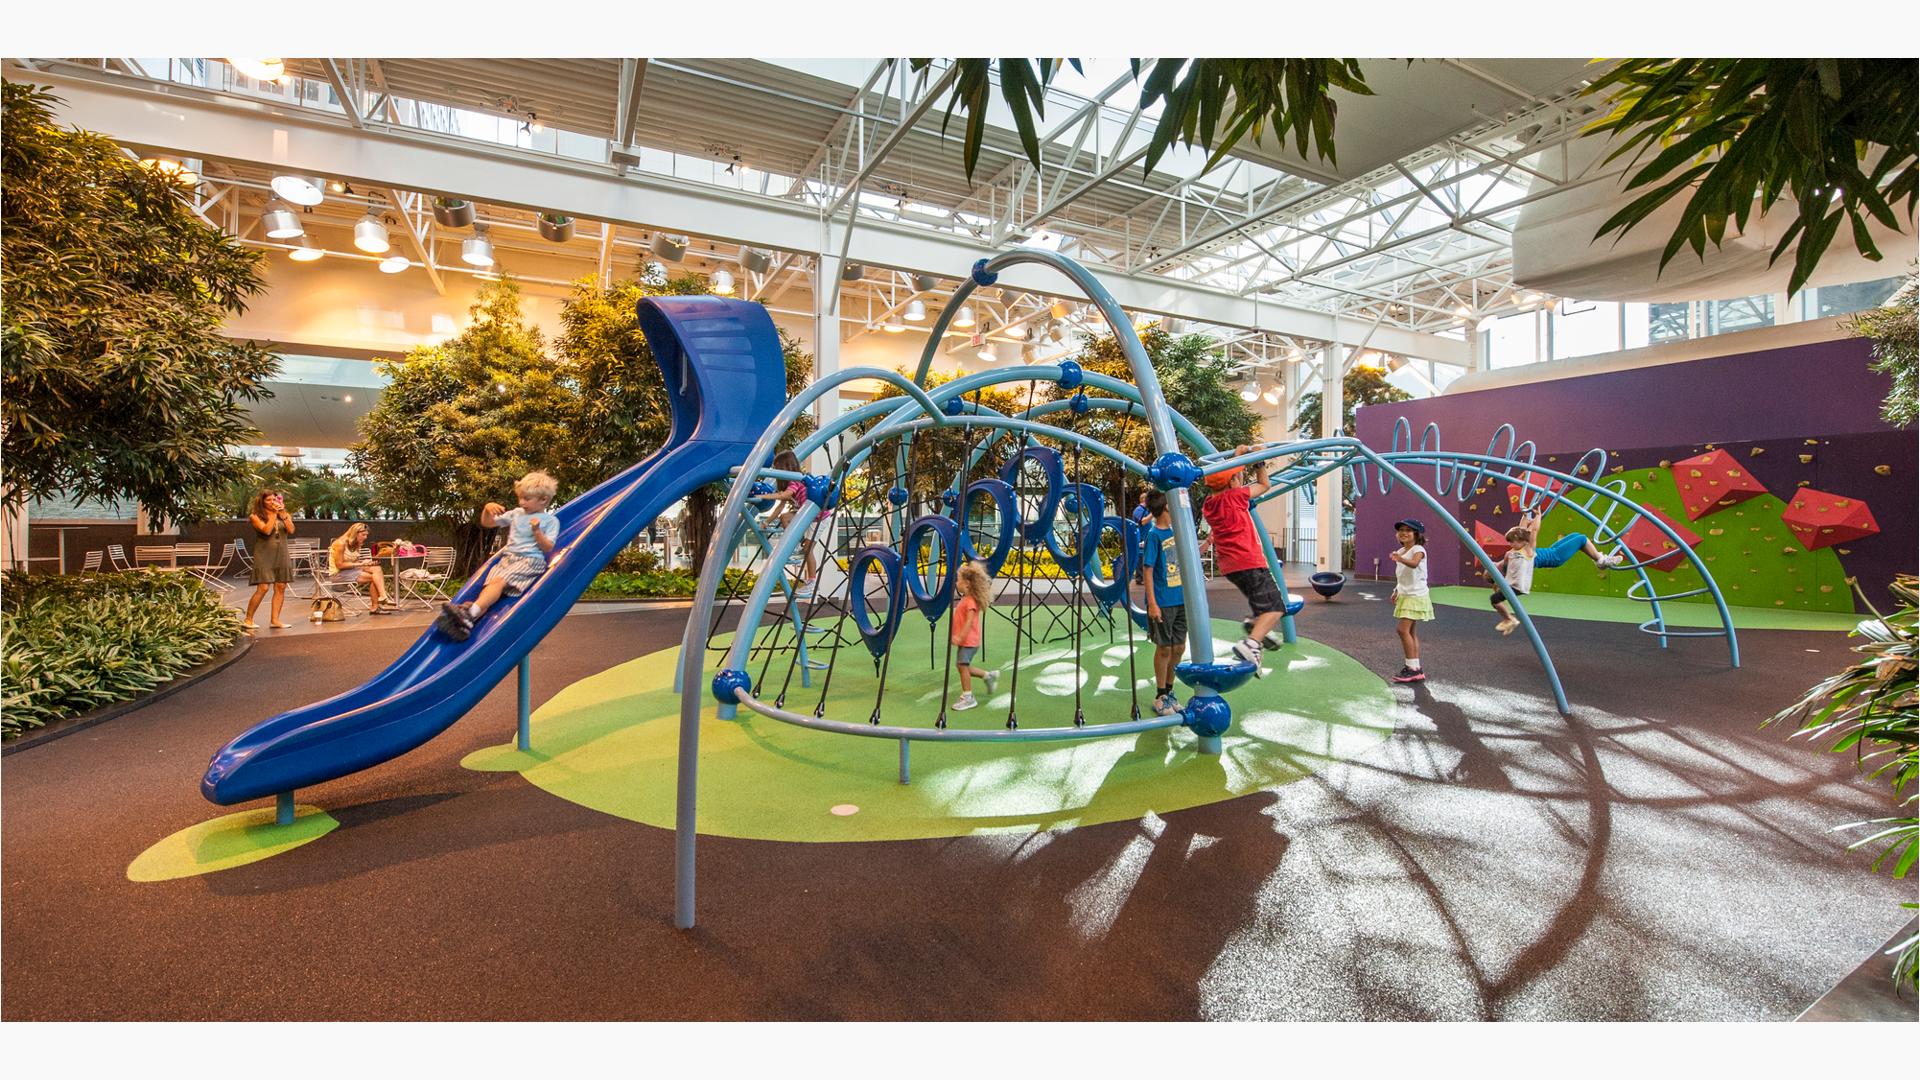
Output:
top-left (1474, 520), bottom-right (1511, 561)
top-left (1504, 470), bottom-right (1567, 514)
top-left (1621, 505), bottom-right (1703, 572)
top-left (1669, 449), bottom-right (1769, 520)
top-left (1780, 488), bottom-right (1880, 551)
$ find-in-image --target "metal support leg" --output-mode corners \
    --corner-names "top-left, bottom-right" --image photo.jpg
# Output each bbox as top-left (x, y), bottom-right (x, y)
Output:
top-left (517, 655), bottom-right (532, 752)
top-left (898, 738), bottom-right (910, 785)
top-left (275, 791), bottom-right (294, 825)
top-left (1198, 734), bottom-right (1223, 756)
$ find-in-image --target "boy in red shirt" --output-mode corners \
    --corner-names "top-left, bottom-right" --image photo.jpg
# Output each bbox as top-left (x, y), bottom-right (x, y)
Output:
top-left (1202, 446), bottom-right (1285, 672)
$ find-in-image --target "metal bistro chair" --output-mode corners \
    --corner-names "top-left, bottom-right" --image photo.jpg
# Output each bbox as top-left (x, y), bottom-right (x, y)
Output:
top-left (80, 550), bottom-right (104, 573)
top-left (172, 542), bottom-right (212, 571)
top-left (232, 537), bottom-right (255, 574)
top-left (310, 548), bottom-right (374, 618)
top-left (287, 540), bottom-right (321, 596)
top-left (133, 545), bottom-right (177, 570)
top-left (188, 542), bottom-right (237, 591)
top-left (106, 544), bottom-right (134, 571)
top-left (400, 546), bottom-right (457, 606)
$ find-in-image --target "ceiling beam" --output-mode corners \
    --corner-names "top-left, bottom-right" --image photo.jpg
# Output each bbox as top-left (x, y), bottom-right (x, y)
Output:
top-left (613, 59), bottom-right (648, 154)
top-left (33, 67), bottom-right (1464, 364)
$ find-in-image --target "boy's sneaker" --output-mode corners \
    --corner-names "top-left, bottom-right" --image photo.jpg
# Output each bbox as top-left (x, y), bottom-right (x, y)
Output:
top-left (983, 670), bottom-right (1000, 696)
top-left (438, 602), bottom-right (474, 641)
top-left (951, 692), bottom-right (978, 712)
top-left (1599, 552), bottom-right (1625, 568)
top-left (1261, 633), bottom-right (1284, 651)
top-left (1153, 692), bottom-right (1181, 716)
top-left (1391, 666), bottom-right (1427, 683)
top-left (1231, 637), bottom-right (1264, 674)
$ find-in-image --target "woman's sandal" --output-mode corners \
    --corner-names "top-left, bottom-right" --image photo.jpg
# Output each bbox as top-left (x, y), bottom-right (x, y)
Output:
top-left (270, 621), bottom-right (293, 629)
top-left (241, 621), bottom-right (258, 630)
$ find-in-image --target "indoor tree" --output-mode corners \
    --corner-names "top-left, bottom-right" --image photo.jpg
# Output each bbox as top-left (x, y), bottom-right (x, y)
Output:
top-left (1845, 268), bottom-right (1917, 429)
top-left (1290, 363), bottom-right (1414, 439)
top-left (351, 277), bottom-right (576, 574)
top-left (1, 81), bottom-right (278, 524)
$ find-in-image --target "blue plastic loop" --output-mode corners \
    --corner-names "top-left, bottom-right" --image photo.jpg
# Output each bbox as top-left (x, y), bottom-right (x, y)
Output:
top-left (1177, 660), bottom-right (1259, 695)
top-left (1180, 692), bottom-right (1234, 738)
top-left (802, 474), bottom-right (840, 511)
top-left (887, 486), bottom-right (910, 507)
top-left (1120, 518), bottom-right (1151, 630)
top-left (999, 445), bottom-right (1066, 542)
top-left (1085, 514), bottom-right (1129, 608)
top-left (1149, 452), bottom-right (1202, 490)
top-left (970, 259), bottom-right (999, 286)
top-left (1044, 482), bottom-right (1104, 577)
top-left (957, 478), bottom-right (1018, 578)
top-left (848, 546), bottom-right (908, 661)
top-left (711, 668), bottom-right (753, 706)
top-left (1069, 391), bottom-right (1091, 414)
top-left (902, 515), bottom-right (961, 622)
top-left (1057, 360), bottom-right (1084, 390)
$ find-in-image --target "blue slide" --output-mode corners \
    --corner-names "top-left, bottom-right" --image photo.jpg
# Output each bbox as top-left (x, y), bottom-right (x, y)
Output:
top-left (202, 297), bottom-right (789, 807)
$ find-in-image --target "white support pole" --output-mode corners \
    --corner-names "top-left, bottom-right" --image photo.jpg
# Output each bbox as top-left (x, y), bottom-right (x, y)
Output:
top-left (811, 251), bottom-right (843, 465)
top-left (1316, 343), bottom-right (1346, 573)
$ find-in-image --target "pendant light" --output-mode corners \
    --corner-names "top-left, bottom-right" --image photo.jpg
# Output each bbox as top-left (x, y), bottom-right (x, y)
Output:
top-left (1003, 322), bottom-right (1027, 341)
top-left (913, 273), bottom-right (938, 292)
top-left (953, 305), bottom-right (976, 329)
top-left (710, 269), bottom-right (736, 296)
top-left (1262, 384), bottom-right (1283, 405)
top-left (1239, 380), bottom-right (1260, 402)
top-left (461, 224), bottom-right (494, 267)
top-left (378, 255), bottom-right (410, 274)
top-left (977, 343), bottom-right (997, 363)
top-left (270, 174), bottom-right (326, 207)
top-left (651, 234), bottom-right (689, 262)
top-left (841, 262), bottom-right (864, 282)
top-left (260, 200), bottom-right (303, 239)
top-left (432, 197), bottom-right (475, 227)
top-left (883, 316), bottom-right (906, 333)
top-left (353, 209), bottom-right (391, 254)
top-left (741, 248), bottom-right (772, 275)
top-left (287, 236), bottom-right (324, 262)
top-left (904, 299), bottom-right (927, 323)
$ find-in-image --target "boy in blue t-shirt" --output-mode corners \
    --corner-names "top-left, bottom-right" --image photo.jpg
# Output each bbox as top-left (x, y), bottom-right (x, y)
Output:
top-left (1137, 490), bottom-right (1187, 716)
top-left (440, 470), bottom-right (562, 642)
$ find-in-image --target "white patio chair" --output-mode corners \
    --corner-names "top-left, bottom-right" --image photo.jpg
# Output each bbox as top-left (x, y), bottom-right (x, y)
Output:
top-left (80, 550), bottom-right (104, 573)
top-left (106, 544), bottom-right (134, 571)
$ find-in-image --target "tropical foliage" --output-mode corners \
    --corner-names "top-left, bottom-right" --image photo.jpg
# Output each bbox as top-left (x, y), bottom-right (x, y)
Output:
top-left (1291, 364), bottom-right (1414, 438)
top-left (909, 59), bottom-right (1371, 179)
top-left (1768, 575), bottom-right (1919, 990)
top-left (1844, 268), bottom-right (1917, 429)
top-left (1583, 60), bottom-right (1917, 296)
top-left (0, 571), bottom-right (243, 738)
top-left (1, 81), bottom-right (277, 524)
top-left (191, 461), bottom-right (381, 521)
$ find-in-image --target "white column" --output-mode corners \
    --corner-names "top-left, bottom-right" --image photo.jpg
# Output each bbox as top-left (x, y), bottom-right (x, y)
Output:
top-left (1316, 343), bottom-right (1346, 573)
top-left (810, 254), bottom-right (842, 472)
top-left (1, 491), bottom-right (27, 572)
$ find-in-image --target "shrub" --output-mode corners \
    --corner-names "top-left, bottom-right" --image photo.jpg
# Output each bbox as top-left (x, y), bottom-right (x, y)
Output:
top-left (1, 571), bottom-right (242, 738)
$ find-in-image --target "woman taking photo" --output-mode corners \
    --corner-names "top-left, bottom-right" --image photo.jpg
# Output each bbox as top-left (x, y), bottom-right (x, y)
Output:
top-left (244, 490), bottom-right (295, 630)
top-left (328, 522), bottom-right (397, 613)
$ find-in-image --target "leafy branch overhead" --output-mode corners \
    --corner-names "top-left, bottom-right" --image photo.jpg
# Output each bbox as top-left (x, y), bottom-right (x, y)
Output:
top-left (1584, 59), bottom-right (1918, 296)
top-left (909, 59), bottom-right (1371, 181)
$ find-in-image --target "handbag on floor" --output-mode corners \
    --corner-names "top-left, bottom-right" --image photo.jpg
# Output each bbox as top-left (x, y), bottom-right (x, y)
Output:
top-left (309, 597), bottom-right (345, 623)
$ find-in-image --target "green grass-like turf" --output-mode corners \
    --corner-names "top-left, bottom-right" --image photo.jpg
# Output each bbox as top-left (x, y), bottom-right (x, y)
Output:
top-left (462, 613), bottom-right (1395, 842)
top-left (128, 805), bottom-right (337, 882)
top-left (1428, 586), bottom-right (1867, 632)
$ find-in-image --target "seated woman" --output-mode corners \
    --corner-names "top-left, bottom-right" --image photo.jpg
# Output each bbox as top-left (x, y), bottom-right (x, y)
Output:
top-left (328, 523), bottom-right (397, 613)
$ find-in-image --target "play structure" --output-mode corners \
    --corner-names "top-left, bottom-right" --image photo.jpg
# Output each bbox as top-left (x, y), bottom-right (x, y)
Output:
top-left (200, 249), bottom-right (1739, 930)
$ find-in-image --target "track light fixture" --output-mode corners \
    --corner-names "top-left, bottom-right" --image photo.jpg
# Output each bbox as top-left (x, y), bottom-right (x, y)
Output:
top-left (652, 234), bottom-right (689, 262)
top-left (260, 199), bottom-right (303, 239)
top-left (270, 174), bottom-right (326, 207)
top-left (537, 212), bottom-right (575, 243)
top-left (710, 269), bottom-right (736, 296)
top-left (287, 235), bottom-right (324, 262)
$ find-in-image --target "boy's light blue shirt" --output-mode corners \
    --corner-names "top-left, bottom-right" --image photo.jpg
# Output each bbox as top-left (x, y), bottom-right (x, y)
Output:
top-left (499, 507), bottom-right (560, 562)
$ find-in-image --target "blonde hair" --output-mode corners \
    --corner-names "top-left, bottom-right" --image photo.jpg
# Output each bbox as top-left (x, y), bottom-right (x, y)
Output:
top-left (515, 470), bottom-right (559, 501)
top-left (957, 560), bottom-right (993, 607)
top-left (338, 522), bottom-right (369, 548)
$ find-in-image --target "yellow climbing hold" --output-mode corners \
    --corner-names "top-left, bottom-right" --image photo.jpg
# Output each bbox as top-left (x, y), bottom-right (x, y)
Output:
top-left (1875, 464), bottom-right (1893, 476)
top-left (1749, 447), bottom-right (1765, 457)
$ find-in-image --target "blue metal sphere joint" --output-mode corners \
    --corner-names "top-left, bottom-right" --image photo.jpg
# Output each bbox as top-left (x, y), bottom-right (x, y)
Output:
top-left (941, 488), bottom-right (958, 508)
top-left (750, 480), bottom-right (774, 497)
top-left (970, 259), bottom-right (999, 286)
top-left (802, 474), bottom-right (840, 511)
top-left (1149, 452), bottom-right (1202, 491)
top-left (712, 668), bottom-right (753, 706)
top-left (1176, 659), bottom-right (1258, 696)
top-left (943, 396), bottom-right (968, 417)
top-left (1057, 360), bottom-right (1084, 390)
top-left (1182, 692), bottom-right (1233, 739)
top-left (887, 486), bottom-right (910, 507)
top-left (1069, 391), bottom-right (1091, 415)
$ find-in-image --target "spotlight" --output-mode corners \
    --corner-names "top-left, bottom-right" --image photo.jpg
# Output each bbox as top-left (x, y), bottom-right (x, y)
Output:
top-left (651, 234), bottom-right (689, 262)
top-left (378, 255), bottom-right (409, 274)
top-left (431, 197), bottom-right (475, 227)
top-left (841, 262), bottom-right (864, 282)
top-left (462, 224), bottom-right (495, 267)
top-left (537, 212), bottom-right (575, 243)
top-left (260, 200), bottom-right (303, 239)
top-left (904, 299), bottom-right (927, 323)
top-left (913, 273), bottom-right (939, 292)
top-left (883, 316), bottom-right (906, 333)
top-left (953, 305), bottom-right (976, 328)
top-left (270, 174), bottom-right (326, 207)
top-left (1050, 300), bottom-right (1071, 319)
top-left (353, 211), bottom-right (391, 254)
top-left (1003, 323), bottom-right (1027, 341)
top-left (711, 269), bottom-right (736, 296)
top-left (1240, 381), bottom-right (1259, 402)
top-left (1262, 385), bottom-right (1283, 405)
top-left (287, 235), bottom-right (324, 262)
top-left (741, 248), bottom-right (772, 275)
top-left (977, 344), bottom-right (997, 363)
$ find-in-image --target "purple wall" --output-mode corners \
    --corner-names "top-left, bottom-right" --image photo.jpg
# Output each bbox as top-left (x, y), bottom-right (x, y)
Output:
top-left (1353, 335), bottom-right (1915, 612)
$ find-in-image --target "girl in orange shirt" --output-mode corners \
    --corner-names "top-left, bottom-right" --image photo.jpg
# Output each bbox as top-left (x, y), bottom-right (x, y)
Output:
top-left (948, 560), bottom-right (1000, 711)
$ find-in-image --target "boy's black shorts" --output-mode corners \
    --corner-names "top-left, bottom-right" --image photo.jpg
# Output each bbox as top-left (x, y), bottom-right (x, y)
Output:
top-left (1226, 567), bottom-right (1287, 616)
top-left (1488, 586), bottom-right (1529, 608)
top-left (1147, 605), bottom-right (1187, 647)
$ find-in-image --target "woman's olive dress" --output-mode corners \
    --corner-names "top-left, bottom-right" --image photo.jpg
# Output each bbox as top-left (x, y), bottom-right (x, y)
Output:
top-left (249, 517), bottom-right (295, 585)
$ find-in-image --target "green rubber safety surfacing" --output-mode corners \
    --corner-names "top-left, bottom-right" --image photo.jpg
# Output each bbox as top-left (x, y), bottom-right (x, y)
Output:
top-left (128, 805), bottom-right (337, 882)
top-left (462, 614), bottom-right (1394, 842)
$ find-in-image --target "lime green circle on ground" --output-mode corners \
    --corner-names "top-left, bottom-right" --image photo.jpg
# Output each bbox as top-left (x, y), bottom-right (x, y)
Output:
top-left (1427, 586), bottom-right (1865, 632)
top-left (463, 614), bottom-right (1394, 842)
top-left (128, 805), bottom-right (337, 882)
